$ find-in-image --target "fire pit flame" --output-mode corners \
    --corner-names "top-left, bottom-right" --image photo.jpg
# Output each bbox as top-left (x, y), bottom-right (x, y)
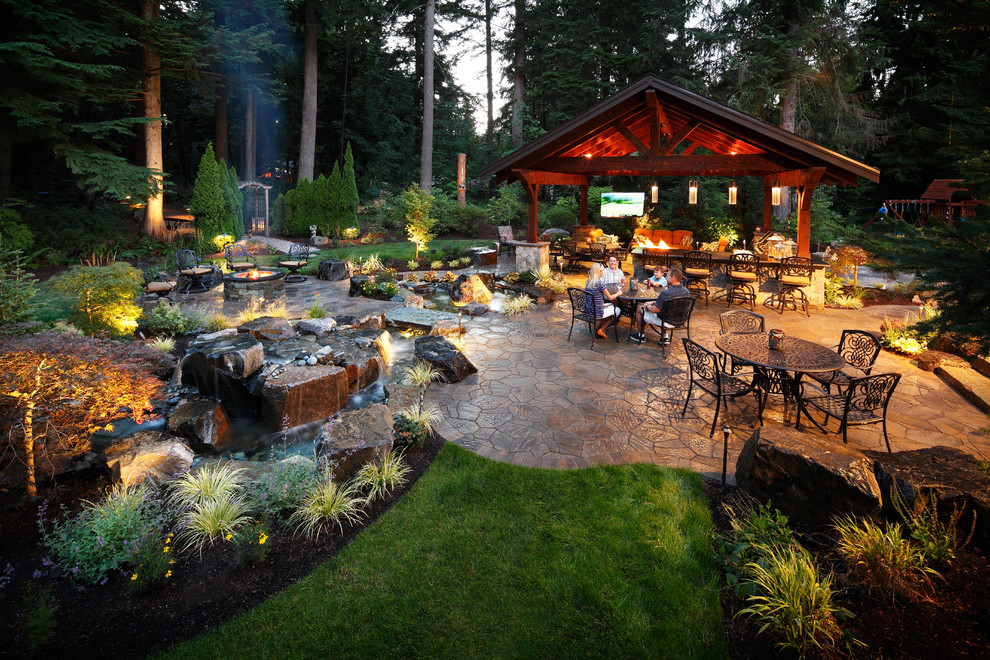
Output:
top-left (233, 269), bottom-right (276, 280)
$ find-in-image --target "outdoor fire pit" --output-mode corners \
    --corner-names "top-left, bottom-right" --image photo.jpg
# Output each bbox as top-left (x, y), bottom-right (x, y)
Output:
top-left (223, 268), bottom-right (287, 303)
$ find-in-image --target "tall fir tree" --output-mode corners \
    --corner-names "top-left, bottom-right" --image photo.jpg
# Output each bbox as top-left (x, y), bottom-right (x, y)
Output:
top-left (340, 143), bottom-right (359, 231)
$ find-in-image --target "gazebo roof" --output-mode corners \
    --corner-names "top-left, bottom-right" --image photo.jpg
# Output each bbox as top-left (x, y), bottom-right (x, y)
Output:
top-left (480, 74), bottom-right (879, 188)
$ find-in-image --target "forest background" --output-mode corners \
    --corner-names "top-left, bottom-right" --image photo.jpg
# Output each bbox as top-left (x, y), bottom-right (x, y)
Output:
top-left (2, 0), bottom-right (989, 247)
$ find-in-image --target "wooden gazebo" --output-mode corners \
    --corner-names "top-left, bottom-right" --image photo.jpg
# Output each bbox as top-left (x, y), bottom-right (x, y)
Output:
top-left (479, 74), bottom-right (879, 259)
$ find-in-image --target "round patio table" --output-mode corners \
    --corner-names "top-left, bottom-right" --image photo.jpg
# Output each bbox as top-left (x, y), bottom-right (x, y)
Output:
top-left (617, 284), bottom-right (661, 339)
top-left (715, 332), bottom-right (844, 426)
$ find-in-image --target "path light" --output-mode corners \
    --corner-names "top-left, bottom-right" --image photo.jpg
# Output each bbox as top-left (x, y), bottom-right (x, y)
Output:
top-left (771, 181), bottom-right (781, 206)
top-left (688, 179), bottom-right (698, 205)
top-left (728, 180), bottom-right (738, 205)
top-left (458, 311), bottom-right (462, 334)
top-left (721, 425), bottom-right (731, 487)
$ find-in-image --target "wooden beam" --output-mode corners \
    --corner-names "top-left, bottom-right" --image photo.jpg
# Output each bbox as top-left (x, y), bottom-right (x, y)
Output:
top-left (660, 121), bottom-right (699, 156)
top-left (796, 184), bottom-right (815, 257)
top-left (541, 154), bottom-right (782, 176)
top-left (520, 179), bottom-right (540, 243)
top-left (512, 169), bottom-right (588, 186)
top-left (680, 142), bottom-right (699, 155)
top-left (773, 167), bottom-right (827, 188)
top-left (579, 185), bottom-right (589, 226)
top-left (646, 90), bottom-right (661, 154)
top-left (611, 122), bottom-right (650, 155)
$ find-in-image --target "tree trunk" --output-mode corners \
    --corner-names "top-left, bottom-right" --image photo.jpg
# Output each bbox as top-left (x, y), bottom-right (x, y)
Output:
top-left (419, 0), bottom-right (435, 191)
top-left (23, 401), bottom-right (36, 498)
top-left (243, 88), bottom-right (256, 180)
top-left (511, 0), bottom-right (525, 149)
top-left (297, 0), bottom-right (318, 182)
top-left (142, 0), bottom-right (166, 240)
top-left (485, 0), bottom-right (494, 150)
top-left (0, 126), bottom-right (12, 190)
top-left (215, 79), bottom-right (229, 165)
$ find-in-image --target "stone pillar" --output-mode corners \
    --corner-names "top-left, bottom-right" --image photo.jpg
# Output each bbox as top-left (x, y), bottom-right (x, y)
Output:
top-left (514, 242), bottom-right (550, 271)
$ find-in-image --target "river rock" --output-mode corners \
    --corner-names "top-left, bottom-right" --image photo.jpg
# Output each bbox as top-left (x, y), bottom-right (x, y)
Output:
top-left (735, 425), bottom-right (882, 525)
top-left (103, 431), bottom-right (194, 486)
top-left (167, 399), bottom-right (232, 452)
top-left (238, 316), bottom-right (296, 341)
top-left (314, 404), bottom-right (394, 482)
top-left (297, 317), bottom-right (338, 337)
top-left (414, 335), bottom-right (477, 383)
top-left (461, 302), bottom-right (488, 316)
top-left (259, 363), bottom-right (350, 430)
top-left (866, 446), bottom-right (990, 550)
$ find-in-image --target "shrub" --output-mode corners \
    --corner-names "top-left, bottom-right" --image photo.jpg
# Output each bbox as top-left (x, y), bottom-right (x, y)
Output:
top-left (423, 270), bottom-right (437, 283)
top-left (203, 311), bottom-right (232, 332)
top-left (19, 583), bottom-right (57, 655)
top-left (168, 462), bottom-right (245, 510)
top-left (393, 402), bottom-right (442, 448)
top-left (142, 299), bottom-right (200, 335)
top-left (342, 227), bottom-right (359, 240)
top-left (0, 249), bottom-right (38, 324)
top-left (737, 544), bottom-right (852, 657)
top-left (290, 478), bottom-right (366, 539)
top-left (47, 262), bottom-right (144, 337)
top-left (486, 182), bottom-right (527, 227)
top-left (430, 260), bottom-right (444, 270)
top-left (834, 515), bottom-right (937, 602)
top-left (721, 500), bottom-right (794, 597)
top-left (179, 497), bottom-right (253, 554)
top-left (233, 520), bottom-right (271, 567)
top-left (354, 451), bottom-right (411, 502)
top-left (406, 259), bottom-right (419, 271)
top-left (833, 293), bottom-right (864, 310)
top-left (39, 483), bottom-right (166, 585)
top-left (516, 270), bottom-right (537, 285)
top-left (890, 486), bottom-right (975, 565)
top-left (248, 460), bottom-right (321, 523)
top-left (148, 336), bottom-right (175, 352)
top-left (0, 205), bottom-right (35, 252)
top-left (306, 294), bottom-right (329, 319)
top-left (362, 254), bottom-right (384, 273)
top-left (128, 531), bottom-right (175, 593)
top-left (189, 142), bottom-right (242, 252)
top-left (502, 294), bottom-right (534, 315)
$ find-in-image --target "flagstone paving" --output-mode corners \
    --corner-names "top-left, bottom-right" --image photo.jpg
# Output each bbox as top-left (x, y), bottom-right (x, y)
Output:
top-left (169, 253), bottom-right (990, 484)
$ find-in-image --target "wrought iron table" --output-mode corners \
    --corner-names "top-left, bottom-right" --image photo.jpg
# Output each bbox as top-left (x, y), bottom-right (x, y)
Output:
top-left (715, 332), bottom-right (845, 424)
top-left (616, 284), bottom-right (662, 339)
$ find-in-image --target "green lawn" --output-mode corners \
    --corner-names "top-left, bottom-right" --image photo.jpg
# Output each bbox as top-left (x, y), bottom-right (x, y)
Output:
top-left (255, 238), bottom-right (486, 273)
top-left (165, 444), bottom-right (728, 659)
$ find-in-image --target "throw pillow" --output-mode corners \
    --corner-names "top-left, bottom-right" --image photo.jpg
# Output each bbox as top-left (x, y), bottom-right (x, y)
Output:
top-left (680, 234), bottom-right (693, 247)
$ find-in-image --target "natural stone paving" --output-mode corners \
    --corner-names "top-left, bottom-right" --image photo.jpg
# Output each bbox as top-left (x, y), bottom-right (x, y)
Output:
top-left (167, 252), bottom-right (990, 483)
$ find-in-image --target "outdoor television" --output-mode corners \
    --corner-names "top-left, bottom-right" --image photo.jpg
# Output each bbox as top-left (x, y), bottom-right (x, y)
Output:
top-left (600, 192), bottom-right (645, 217)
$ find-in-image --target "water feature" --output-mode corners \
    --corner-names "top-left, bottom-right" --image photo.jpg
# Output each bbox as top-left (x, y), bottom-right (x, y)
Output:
top-left (429, 288), bottom-right (509, 313)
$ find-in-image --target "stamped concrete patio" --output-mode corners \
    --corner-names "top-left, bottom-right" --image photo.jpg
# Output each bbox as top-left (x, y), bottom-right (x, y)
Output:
top-left (170, 248), bottom-right (990, 483)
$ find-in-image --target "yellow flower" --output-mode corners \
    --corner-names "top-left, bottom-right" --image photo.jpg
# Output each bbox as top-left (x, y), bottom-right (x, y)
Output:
top-left (259, 534), bottom-right (268, 545)
top-left (169, 559), bottom-right (175, 565)
top-left (165, 570), bottom-right (172, 579)
top-left (225, 534), bottom-right (233, 541)
top-left (131, 574), bottom-right (138, 581)
top-left (163, 545), bottom-right (170, 553)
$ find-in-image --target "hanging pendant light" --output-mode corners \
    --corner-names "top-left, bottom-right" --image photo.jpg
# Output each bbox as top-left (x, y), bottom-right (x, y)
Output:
top-left (728, 179), bottom-right (738, 205)
top-left (651, 182), bottom-right (658, 204)
top-left (688, 179), bottom-right (698, 205)
top-left (771, 181), bottom-right (781, 206)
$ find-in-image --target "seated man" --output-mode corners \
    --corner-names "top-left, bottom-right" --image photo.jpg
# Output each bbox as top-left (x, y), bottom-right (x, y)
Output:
top-left (630, 268), bottom-right (690, 344)
top-left (601, 255), bottom-right (626, 289)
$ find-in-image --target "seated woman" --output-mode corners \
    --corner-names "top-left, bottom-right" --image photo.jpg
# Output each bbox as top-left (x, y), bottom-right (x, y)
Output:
top-left (584, 262), bottom-right (621, 339)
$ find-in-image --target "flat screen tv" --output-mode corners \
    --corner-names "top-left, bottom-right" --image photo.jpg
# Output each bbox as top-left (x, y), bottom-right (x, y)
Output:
top-left (600, 192), bottom-right (645, 217)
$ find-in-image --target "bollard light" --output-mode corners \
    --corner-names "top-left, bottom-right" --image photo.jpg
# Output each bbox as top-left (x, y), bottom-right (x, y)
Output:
top-left (721, 425), bottom-right (731, 487)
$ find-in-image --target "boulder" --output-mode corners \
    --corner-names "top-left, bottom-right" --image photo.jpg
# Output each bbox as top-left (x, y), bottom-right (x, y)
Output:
top-left (349, 275), bottom-right (370, 297)
top-left (314, 404), bottom-right (394, 482)
top-left (455, 274), bottom-right (493, 304)
top-left (430, 320), bottom-right (463, 338)
top-left (184, 333), bottom-right (264, 380)
top-left (414, 335), bottom-right (477, 383)
top-left (915, 350), bottom-right (968, 372)
top-left (461, 302), bottom-right (488, 316)
top-left (333, 312), bottom-right (386, 331)
top-left (238, 316), bottom-right (296, 342)
top-left (385, 307), bottom-right (458, 332)
top-left (259, 363), bottom-right (349, 430)
top-left (263, 337), bottom-right (322, 362)
top-left (501, 282), bottom-right (555, 304)
top-left (103, 431), bottom-right (194, 486)
top-left (193, 328), bottom-right (238, 344)
top-left (167, 399), bottom-right (232, 452)
top-left (314, 334), bottom-right (383, 392)
top-left (735, 426), bottom-right (882, 525)
top-left (385, 383), bottom-right (420, 417)
top-left (317, 259), bottom-right (349, 281)
top-left (404, 294), bottom-right (425, 309)
top-left (866, 446), bottom-right (990, 550)
top-left (297, 317), bottom-right (338, 337)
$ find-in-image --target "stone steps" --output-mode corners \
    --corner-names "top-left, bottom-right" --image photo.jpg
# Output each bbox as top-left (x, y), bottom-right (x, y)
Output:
top-left (936, 364), bottom-right (990, 414)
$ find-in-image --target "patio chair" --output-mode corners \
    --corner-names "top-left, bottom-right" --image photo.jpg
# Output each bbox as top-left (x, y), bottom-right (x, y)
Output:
top-left (774, 256), bottom-right (813, 316)
top-left (136, 262), bottom-right (175, 298)
top-left (224, 244), bottom-right (257, 272)
top-left (175, 249), bottom-right (212, 293)
top-left (681, 251), bottom-right (712, 306)
top-left (718, 310), bottom-right (764, 373)
top-left (566, 287), bottom-right (618, 349)
top-left (726, 253), bottom-right (760, 310)
top-left (807, 330), bottom-right (882, 393)
top-left (796, 372), bottom-right (901, 452)
top-left (278, 243), bottom-right (309, 283)
top-left (496, 226), bottom-right (524, 255)
top-left (682, 338), bottom-right (763, 438)
top-left (644, 296), bottom-right (695, 357)
top-left (587, 241), bottom-right (609, 265)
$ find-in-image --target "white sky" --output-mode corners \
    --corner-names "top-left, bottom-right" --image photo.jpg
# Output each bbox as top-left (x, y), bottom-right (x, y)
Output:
top-left (441, 14), bottom-right (509, 134)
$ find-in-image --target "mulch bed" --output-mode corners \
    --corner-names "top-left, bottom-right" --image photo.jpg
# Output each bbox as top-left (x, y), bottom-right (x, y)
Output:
top-left (0, 434), bottom-right (444, 659)
top-left (704, 480), bottom-right (990, 659)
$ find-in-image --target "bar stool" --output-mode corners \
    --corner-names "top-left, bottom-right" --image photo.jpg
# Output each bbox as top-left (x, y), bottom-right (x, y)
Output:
top-left (776, 256), bottom-right (813, 316)
top-left (726, 253), bottom-right (759, 310)
top-left (681, 250), bottom-right (712, 306)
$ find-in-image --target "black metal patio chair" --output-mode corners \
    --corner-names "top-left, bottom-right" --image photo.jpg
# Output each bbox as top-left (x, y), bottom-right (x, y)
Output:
top-left (278, 243), bottom-right (309, 283)
top-left (796, 372), bottom-right (901, 452)
top-left (567, 287), bottom-right (618, 349)
top-left (682, 338), bottom-right (763, 437)
top-left (807, 329), bottom-right (882, 393)
top-left (175, 249), bottom-right (212, 293)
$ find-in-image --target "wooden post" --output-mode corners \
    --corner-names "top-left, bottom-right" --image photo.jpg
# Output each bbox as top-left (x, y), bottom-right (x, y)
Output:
top-left (796, 185), bottom-right (815, 257)
top-left (523, 181), bottom-right (539, 243)
top-left (579, 185), bottom-right (589, 225)
top-left (457, 153), bottom-right (466, 207)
